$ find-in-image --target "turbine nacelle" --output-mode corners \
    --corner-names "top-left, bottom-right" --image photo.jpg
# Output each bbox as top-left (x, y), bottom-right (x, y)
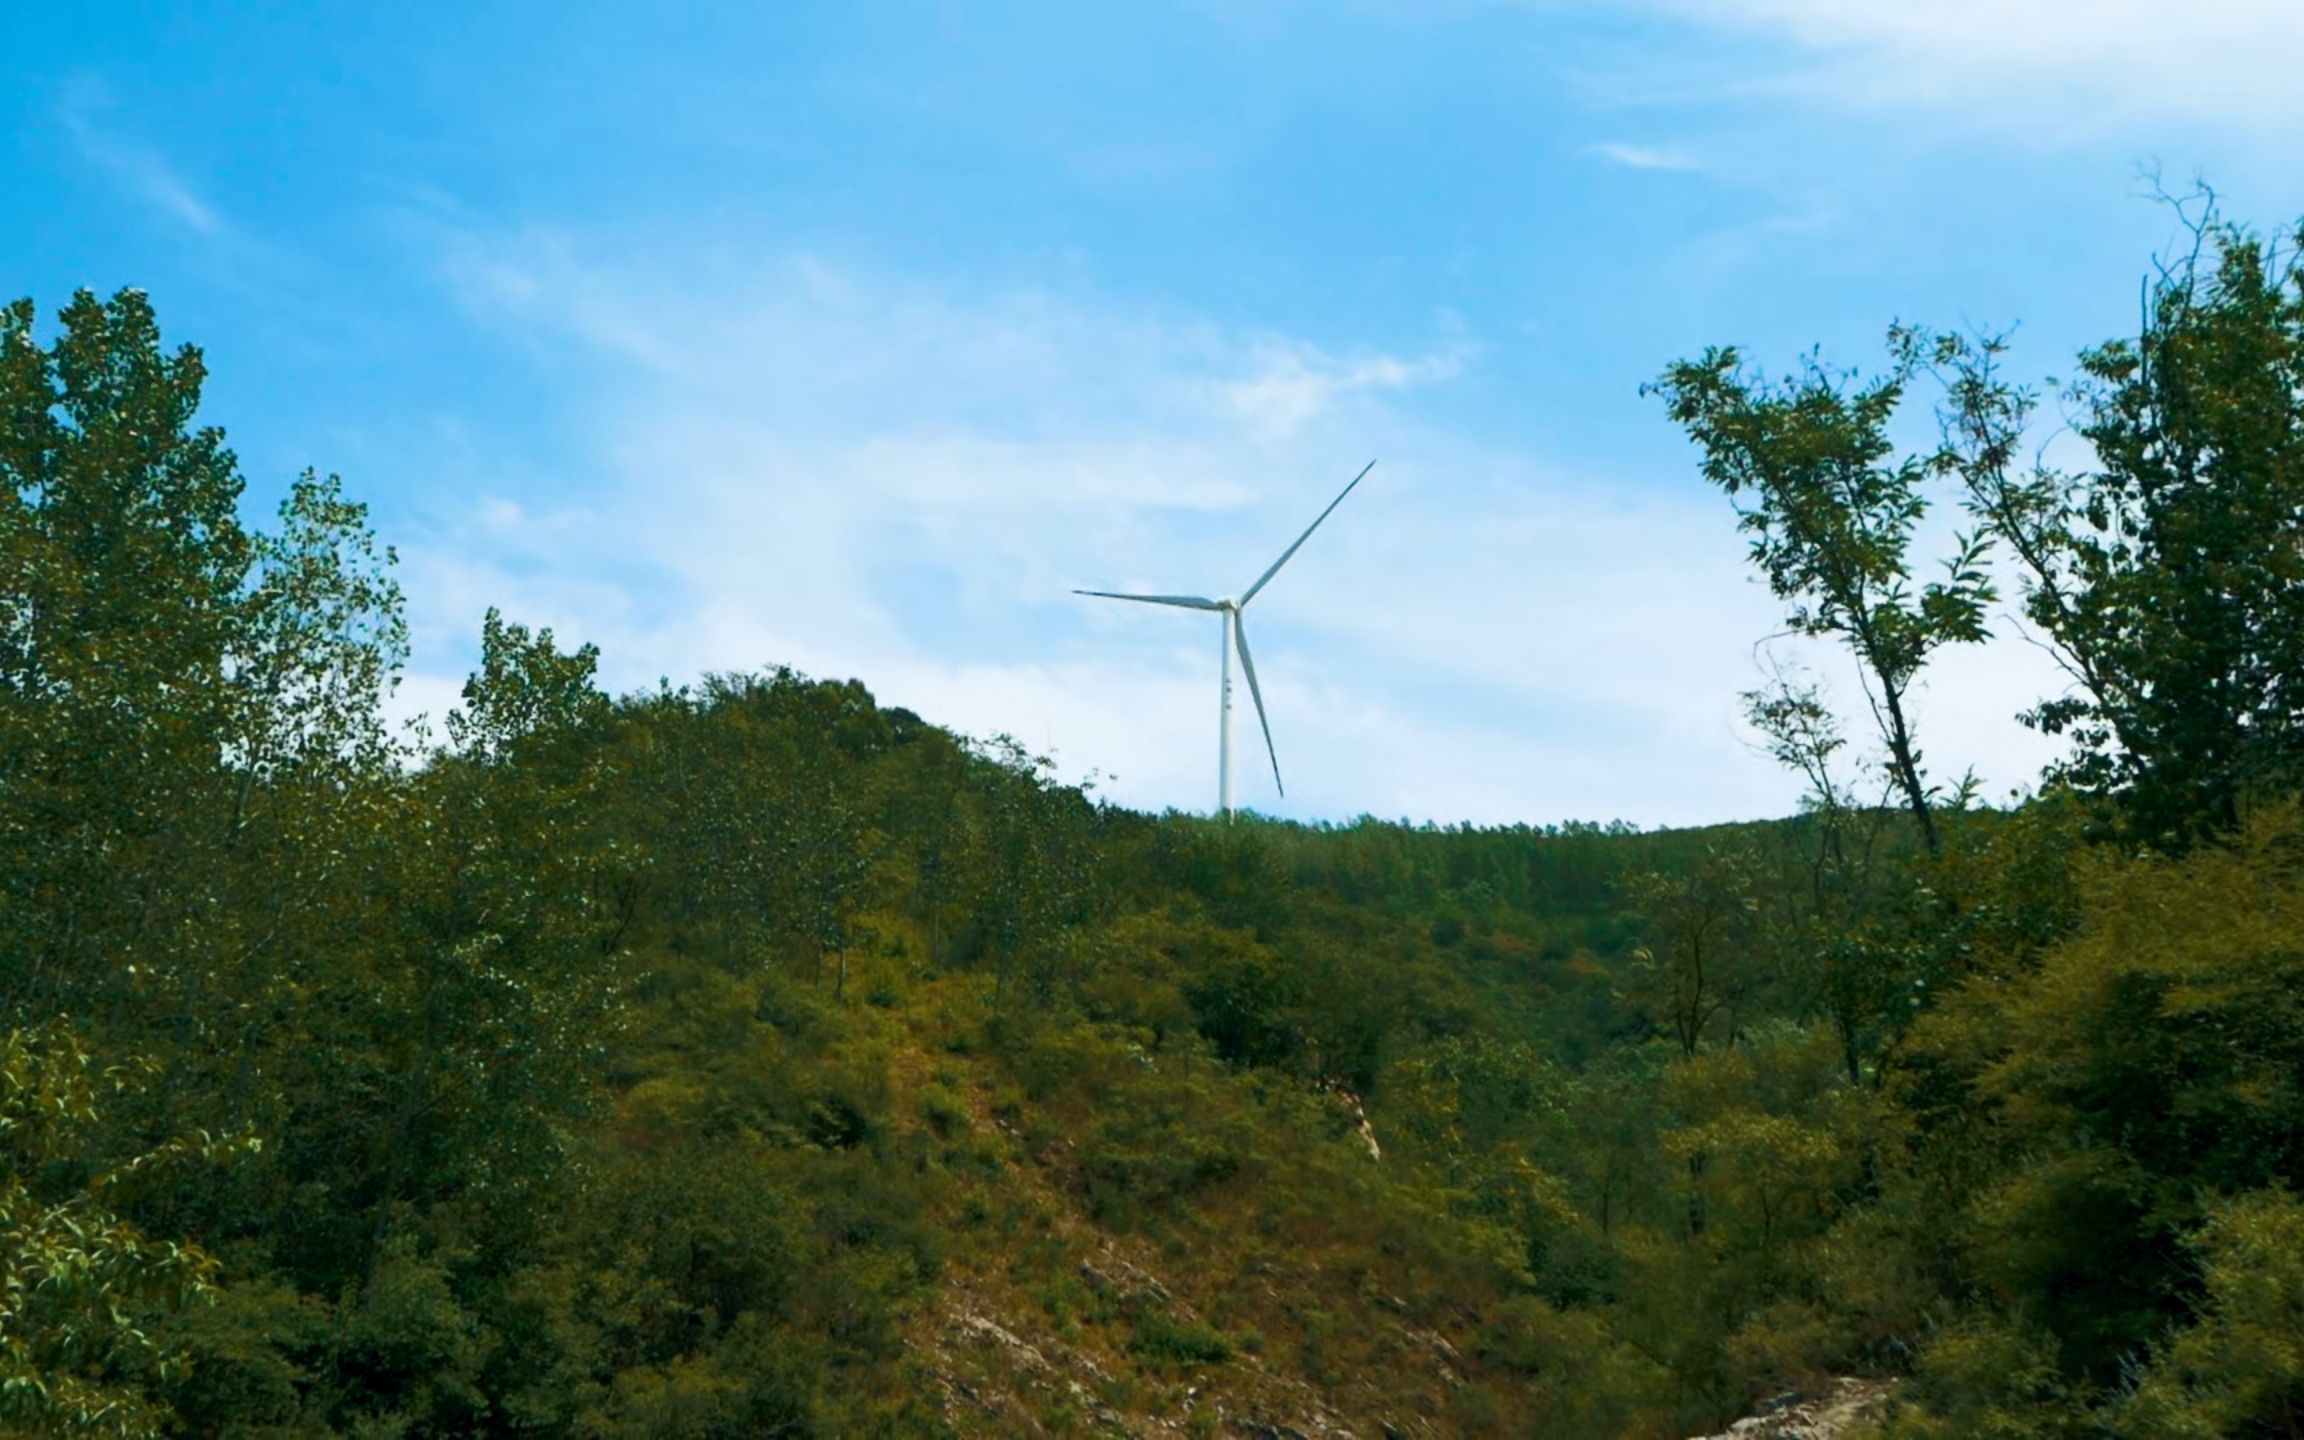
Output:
top-left (1073, 459), bottom-right (1376, 818)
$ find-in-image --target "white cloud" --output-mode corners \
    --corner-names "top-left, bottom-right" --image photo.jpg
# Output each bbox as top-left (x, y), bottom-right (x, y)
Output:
top-left (57, 79), bottom-right (222, 235)
top-left (1215, 344), bottom-right (1467, 437)
top-left (1652, 0), bottom-right (2304, 129)
top-left (402, 228), bottom-right (2069, 826)
top-left (1586, 141), bottom-right (1702, 172)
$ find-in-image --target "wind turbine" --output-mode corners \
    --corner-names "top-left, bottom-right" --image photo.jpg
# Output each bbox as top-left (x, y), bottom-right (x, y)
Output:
top-left (1076, 460), bottom-right (1375, 821)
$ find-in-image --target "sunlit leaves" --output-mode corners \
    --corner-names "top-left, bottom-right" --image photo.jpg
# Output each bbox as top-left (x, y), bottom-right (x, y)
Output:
top-left (1650, 339), bottom-right (1996, 854)
top-left (0, 1026), bottom-right (246, 1439)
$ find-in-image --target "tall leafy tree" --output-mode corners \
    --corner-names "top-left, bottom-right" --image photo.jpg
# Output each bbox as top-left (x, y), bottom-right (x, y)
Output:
top-left (1931, 196), bottom-right (2304, 849)
top-left (1623, 849), bottom-right (1761, 1061)
top-left (448, 606), bottom-right (609, 767)
top-left (229, 470), bottom-right (406, 827)
top-left (0, 291), bottom-right (252, 1010)
top-left (1739, 667), bottom-right (1907, 1083)
top-left (1650, 341), bottom-right (1996, 854)
top-left (1, 292), bottom-right (407, 1023)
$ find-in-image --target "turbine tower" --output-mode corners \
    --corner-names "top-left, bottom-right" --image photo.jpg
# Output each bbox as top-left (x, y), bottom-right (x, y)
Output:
top-left (1076, 460), bottom-right (1375, 820)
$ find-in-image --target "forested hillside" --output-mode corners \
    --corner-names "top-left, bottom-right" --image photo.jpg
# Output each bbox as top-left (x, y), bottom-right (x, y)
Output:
top-left (7, 196), bottom-right (2304, 1438)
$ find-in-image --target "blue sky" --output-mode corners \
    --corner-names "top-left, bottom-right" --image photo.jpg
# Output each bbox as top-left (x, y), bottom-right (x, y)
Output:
top-left (8, 2), bottom-right (2303, 825)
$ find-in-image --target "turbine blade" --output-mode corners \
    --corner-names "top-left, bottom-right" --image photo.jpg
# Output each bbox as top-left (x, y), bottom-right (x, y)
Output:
top-left (1239, 459), bottom-right (1376, 607)
top-left (1231, 611), bottom-right (1283, 796)
top-left (1073, 590), bottom-right (1223, 611)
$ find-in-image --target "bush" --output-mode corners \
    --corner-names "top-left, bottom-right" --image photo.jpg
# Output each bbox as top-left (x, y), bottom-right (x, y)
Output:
top-left (1128, 1311), bottom-right (1233, 1368)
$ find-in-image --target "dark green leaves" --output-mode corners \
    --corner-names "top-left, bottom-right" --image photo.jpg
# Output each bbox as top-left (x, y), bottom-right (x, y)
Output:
top-left (449, 607), bottom-right (608, 767)
top-left (1650, 338), bottom-right (1997, 853)
top-left (1928, 203), bottom-right (2304, 849)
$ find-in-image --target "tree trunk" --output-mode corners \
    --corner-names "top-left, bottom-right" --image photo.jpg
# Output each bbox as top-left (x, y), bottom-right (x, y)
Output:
top-left (1878, 681), bottom-right (1940, 855)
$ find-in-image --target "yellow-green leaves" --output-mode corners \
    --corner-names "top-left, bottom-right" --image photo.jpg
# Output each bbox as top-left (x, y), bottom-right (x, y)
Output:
top-left (0, 1026), bottom-right (240, 1439)
top-left (2119, 1187), bottom-right (2304, 1437)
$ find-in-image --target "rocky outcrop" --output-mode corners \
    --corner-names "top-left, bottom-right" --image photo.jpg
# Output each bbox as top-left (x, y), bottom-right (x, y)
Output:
top-left (1687, 1377), bottom-right (1894, 1439)
top-left (1313, 1076), bottom-right (1382, 1161)
top-left (1080, 1255), bottom-right (1173, 1309)
top-left (930, 1307), bottom-right (1143, 1435)
top-left (923, 1278), bottom-right (1416, 1439)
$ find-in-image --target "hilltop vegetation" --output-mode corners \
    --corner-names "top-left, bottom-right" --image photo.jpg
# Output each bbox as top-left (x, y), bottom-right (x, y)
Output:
top-left (6, 193), bottom-right (2304, 1437)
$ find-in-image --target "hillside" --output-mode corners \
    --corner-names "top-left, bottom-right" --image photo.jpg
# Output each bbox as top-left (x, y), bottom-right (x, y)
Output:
top-left (0, 618), bottom-right (2114, 1436)
top-left (13, 206), bottom-right (2304, 1439)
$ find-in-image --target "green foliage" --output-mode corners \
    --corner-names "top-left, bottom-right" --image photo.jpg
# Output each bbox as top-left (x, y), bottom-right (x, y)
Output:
top-left (448, 606), bottom-right (607, 766)
top-left (1929, 193), bottom-right (2304, 850)
top-left (0, 1025), bottom-right (247, 1438)
top-left (17, 194), bottom-right (2304, 1436)
top-left (1650, 337), bottom-right (1996, 852)
top-left (1126, 1311), bottom-right (1233, 1368)
top-left (1877, 1317), bottom-right (2078, 1439)
top-left (1632, 196), bottom-right (2304, 1432)
top-left (234, 470), bottom-right (407, 796)
top-left (2117, 1187), bottom-right (2304, 1437)
top-left (2, 289), bottom-right (250, 1013)
top-left (1624, 847), bottom-right (1762, 1058)
top-left (1911, 807), bottom-right (2304, 1385)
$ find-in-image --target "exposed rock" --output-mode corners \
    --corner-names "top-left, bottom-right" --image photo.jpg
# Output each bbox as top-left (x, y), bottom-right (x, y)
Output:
top-left (1081, 1253), bottom-right (1174, 1309)
top-left (1407, 1324), bottom-right (1466, 1387)
top-left (1228, 1418), bottom-right (1355, 1439)
top-left (1314, 1077), bottom-right (1383, 1161)
top-left (1686, 1377), bottom-right (1894, 1439)
top-left (935, 1308), bottom-right (1140, 1435)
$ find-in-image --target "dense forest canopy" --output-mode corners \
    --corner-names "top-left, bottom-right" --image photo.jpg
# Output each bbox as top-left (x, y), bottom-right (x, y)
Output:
top-left (6, 194), bottom-right (2304, 1437)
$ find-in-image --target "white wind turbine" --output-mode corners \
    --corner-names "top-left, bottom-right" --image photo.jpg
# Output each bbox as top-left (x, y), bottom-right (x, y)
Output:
top-left (1076, 460), bottom-right (1375, 820)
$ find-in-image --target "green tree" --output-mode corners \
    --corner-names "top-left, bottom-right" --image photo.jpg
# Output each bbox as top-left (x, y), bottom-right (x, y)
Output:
top-left (1650, 341), bottom-right (1996, 854)
top-left (1912, 806), bottom-right (2304, 1385)
top-left (228, 469), bottom-right (406, 829)
top-left (974, 735), bottom-right (1097, 1005)
top-left (1623, 849), bottom-right (1762, 1061)
top-left (1930, 196), bottom-right (2304, 850)
top-left (1, 291), bottom-right (408, 1030)
top-left (448, 605), bottom-right (609, 767)
top-left (1739, 668), bottom-right (1905, 1083)
top-left (0, 290), bottom-right (253, 1011)
top-left (0, 1025), bottom-right (251, 1438)
top-left (2116, 1187), bottom-right (2304, 1437)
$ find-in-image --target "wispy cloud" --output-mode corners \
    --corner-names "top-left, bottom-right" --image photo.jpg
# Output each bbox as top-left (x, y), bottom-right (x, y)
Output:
top-left (1676, 201), bottom-right (1845, 277)
top-left (401, 226), bottom-right (2064, 825)
top-left (56, 78), bottom-right (222, 235)
top-left (1215, 344), bottom-right (1467, 437)
top-left (1586, 141), bottom-right (1702, 172)
top-left (1648, 0), bottom-right (2304, 129)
